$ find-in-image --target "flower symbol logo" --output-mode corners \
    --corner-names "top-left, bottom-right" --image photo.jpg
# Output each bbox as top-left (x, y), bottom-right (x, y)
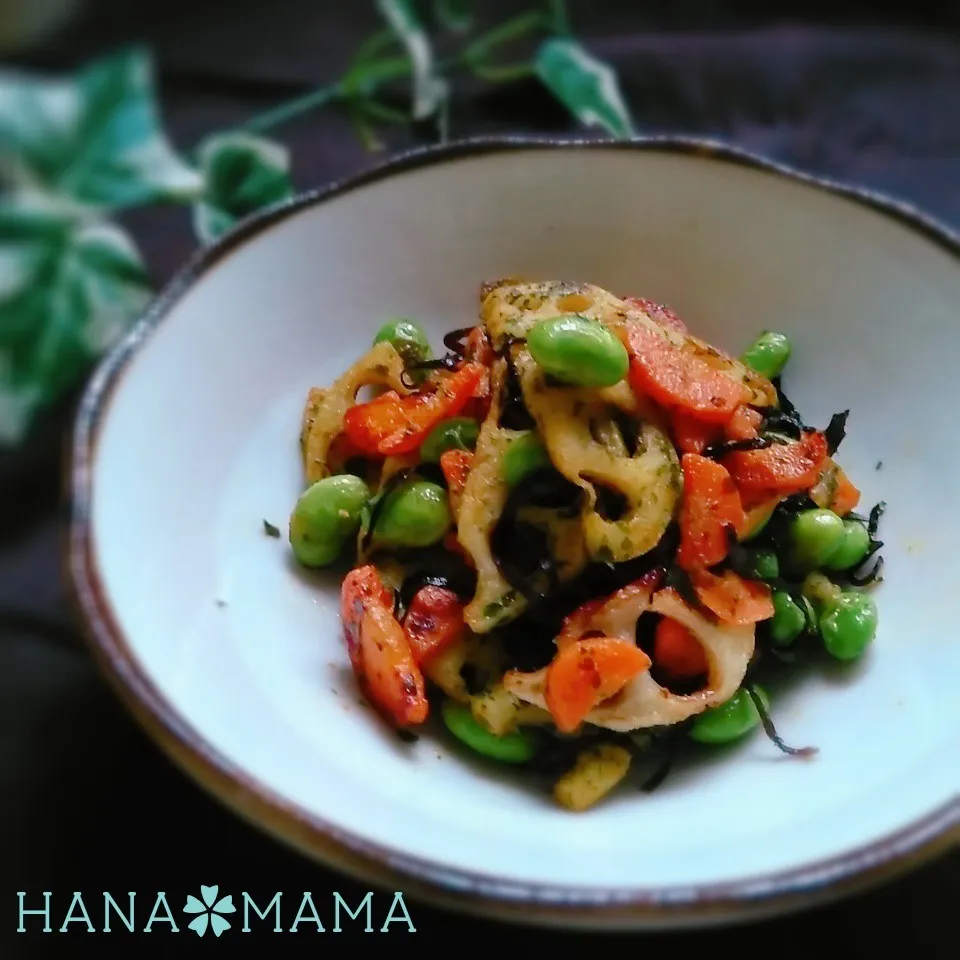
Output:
top-left (183, 885), bottom-right (236, 937)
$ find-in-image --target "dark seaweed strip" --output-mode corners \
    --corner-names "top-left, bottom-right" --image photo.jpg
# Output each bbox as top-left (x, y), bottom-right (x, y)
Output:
top-left (665, 565), bottom-right (705, 613)
top-left (848, 554), bottom-right (884, 587)
top-left (771, 376), bottom-right (800, 419)
top-left (639, 749), bottom-right (675, 793)
top-left (824, 410), bottom-right (850, 455)
top-left (499, 355), bottom-right (536, 430)
top-left (868, 500), bottom-right (886, 537)
top-left (756, 407), bottom-right (804, 440)
top-left (442, 326), bottom-right (474, 355)
top-left (402, 354), bottom-right (462, 388)
top-left (746, 684), bottom-right (818, 757)
top-left (702, 437), bottom-right (772, 459)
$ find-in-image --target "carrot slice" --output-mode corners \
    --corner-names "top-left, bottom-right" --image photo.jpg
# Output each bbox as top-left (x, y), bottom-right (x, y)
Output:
top-left (672, 411), bottom-right (722, 455)
top-left (653, 618), bottom-right (708, 681)
top-left (621, 322), bottom-right (750, 423)
top-left (439, 448), bottom-right (473, 500)
top-left (545, 637), bottom-right (651, 733)
top-left (724, 430), bottom-right (828, 502)
top-left (403, 585), bottom-right (464, 665)
top-left (341, 565), bottom-right (429, 727)
top-left (343, 362), bottom-right (485, 457)
top-left (677, 453), bottom-right (747, 571)
top-left (725, 405), bottom-right (763, 441)
top-left (340, 565), bottom-right (391, 671)
top-left (689, 568), bottom-right (774, 625)
top-left (830, 467), bottom-right (861, 516)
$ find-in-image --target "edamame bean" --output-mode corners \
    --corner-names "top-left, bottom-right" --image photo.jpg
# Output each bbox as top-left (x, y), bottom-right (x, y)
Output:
top-left (752, 549), bottom-right (780, 580)
top-left (769, 591), bottom-right (806, 646)
top-left (373, 479), bottom-right (451, 548)
top-left (819, 591), bottom-right (878, 661)
top-left (441, 699), bottom-right (537, 763)
top-left (373, 318), bottom-right (432, 369)
top-left (823, 519), bottom-right (871, 571)
top-left (289, 475), bottom-right (371, 567)
top-left (527, 314), bottom-right (629, 388)
top-left (740, 330), bottom-right (792, 379)
top-left (689, 686), bottom-right (769, 744)
top-left (501, 431), bottom-right (552, 487)
top-left (790, 508), bottom-right (846, 568)
top-left (420, 417), bottom-right (480, 462)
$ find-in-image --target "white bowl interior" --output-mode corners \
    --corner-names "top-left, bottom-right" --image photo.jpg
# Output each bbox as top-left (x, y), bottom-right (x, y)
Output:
top-left (88, 146), bottom-right (959, 894)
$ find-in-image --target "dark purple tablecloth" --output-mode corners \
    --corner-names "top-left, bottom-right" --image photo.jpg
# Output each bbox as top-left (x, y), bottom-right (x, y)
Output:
top-left (2, 1), bottom-right (957, 955)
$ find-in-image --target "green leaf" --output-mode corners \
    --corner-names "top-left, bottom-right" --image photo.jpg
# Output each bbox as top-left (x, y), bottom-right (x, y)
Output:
top-left (534, 37), bottom-right (634, 138)
top-left (0, 199), bottom-right (151, 443)
top-left (433, 0), bottom-right (473, 32)
top-left (0, 47), bottom-right (202, 213)
top-left (376, 0), bottom-right (449, 120)
top-left (192, 132), bottom-right (294, 243)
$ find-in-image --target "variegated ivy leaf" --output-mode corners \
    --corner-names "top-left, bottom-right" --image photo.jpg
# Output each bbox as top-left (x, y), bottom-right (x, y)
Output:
top-left (534, 37), bottom-right (634, 139)
top-left (192, 132), bottom-right (294, 243)
top-left (0, 47), bottom-right (202, 213)
top-left (433, 0), bottom-right (473, 32)
top-left (376, 0), bottom-right (449, 120)
top-left (0, 200), bottom-right (152, 443)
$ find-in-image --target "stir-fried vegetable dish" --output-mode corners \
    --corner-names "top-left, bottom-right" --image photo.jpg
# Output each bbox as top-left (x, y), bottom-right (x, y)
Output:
top-left (289, 279), bottom-right (884, 812)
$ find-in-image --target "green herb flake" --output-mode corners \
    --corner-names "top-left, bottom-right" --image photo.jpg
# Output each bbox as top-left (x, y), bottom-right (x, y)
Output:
top-left (263, 519), bottom-right (281, 538)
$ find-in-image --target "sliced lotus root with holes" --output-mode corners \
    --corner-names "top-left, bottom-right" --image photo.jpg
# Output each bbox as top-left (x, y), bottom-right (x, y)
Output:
top-left (503, 580), bottom-right (755, 732)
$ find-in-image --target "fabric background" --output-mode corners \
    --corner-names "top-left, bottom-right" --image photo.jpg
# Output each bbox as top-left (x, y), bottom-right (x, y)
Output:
top-left (1, 1), bottom-right (957, 954)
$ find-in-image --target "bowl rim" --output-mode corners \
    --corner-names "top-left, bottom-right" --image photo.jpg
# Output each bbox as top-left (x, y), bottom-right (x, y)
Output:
top-left (66, 134), bottom-right (960, 930)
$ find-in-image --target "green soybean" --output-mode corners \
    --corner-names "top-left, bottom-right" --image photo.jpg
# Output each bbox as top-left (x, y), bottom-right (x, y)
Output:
top-left (752, 549), bottom-right (780, 580)
top-left (819, 591), bottom-right (878, 661)
top-left (373, 318), bottom-right (432, 370)
top-left (823, 519), bottom-right (871, 571)
top-left (689, 686), bottom-right (769, 744)
top-left (501, 431), bottom-right (552, 487)
top-left (420, 417), bottom-right (480, 462)
top-left (770, 591), bottom-right (806, 646)
top-left (527, 314), bottom-right (629, 388)
top-left (373, 479), bottom-right (451, 549)
top-left (740, 330), bottom-right (792, 379)
top-left (289, 475), bottom-right (371, 567)
top-left (790, 508), bottom-right (846, 568)
top-left (441, 699), bottom-right (537, 763)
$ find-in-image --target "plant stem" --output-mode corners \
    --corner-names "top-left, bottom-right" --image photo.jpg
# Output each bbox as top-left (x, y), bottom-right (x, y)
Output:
top-left (236, 7), bottom-right (549, 140)
top-left (242, 83), bottom-right (345, 135)
top-left (468, 62), bottom-right (537, 82)
top-left (240, 57), bottom-right (414, 135)
top-left (548, 0), bottom-right (570, 33)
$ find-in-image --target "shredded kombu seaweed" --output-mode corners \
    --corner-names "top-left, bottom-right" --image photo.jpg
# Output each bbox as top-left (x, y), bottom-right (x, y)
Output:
top-left (702, 436), bottom-right (772, 459)
top-left (824, 409), bottom-right (850, 455)
top-left (442, 326), bottom-right (474, 355)
top-left (499, 356), bottom-right (536, 430)
top-left (745, 684), bottom-right (818, 757)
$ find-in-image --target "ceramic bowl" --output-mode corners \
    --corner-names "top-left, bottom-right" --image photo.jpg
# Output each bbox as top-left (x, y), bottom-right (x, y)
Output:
top-left (68, 137), bottom-right (959, 930)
